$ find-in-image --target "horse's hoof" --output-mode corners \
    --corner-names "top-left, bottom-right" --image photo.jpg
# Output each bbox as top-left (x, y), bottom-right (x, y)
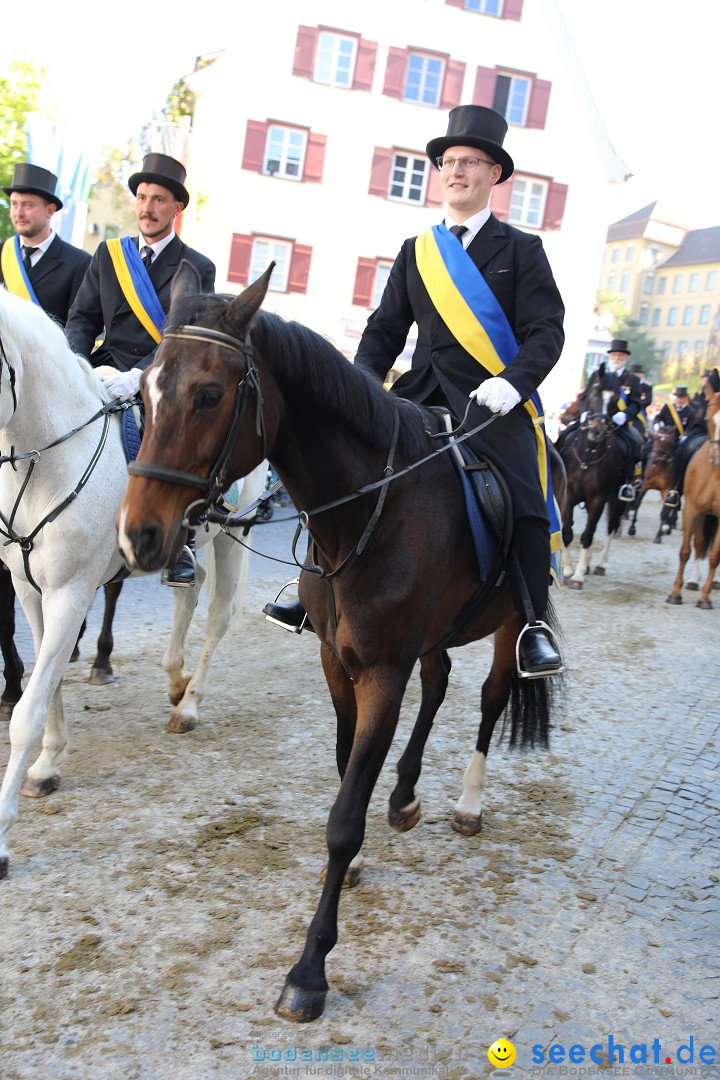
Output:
top-left (0, 855), bottom-right (8, 880)
top-left (166, 712), bottom-right (197, 733)
top-left (452, 811), bottom-right (482, 836)
top-left (712, 581), bottom-right (720, 591)
top-left (388, 797), bottom-right (420, 832)
top-left (628, 525), bottom-right (636, 536)
top-left (274, 978), bottom-right (327, 1023)
top-left (20, 774), bottom-right (60, 798)
top-left (685, 582), bottom-right (699, 592)
top-left (653, 536), bottom-right (662, 545)
top-left (593, 566), bottom-right (606, 576)
top-left (89, 667), bottom-right (114, 685)
top-left (696, 599), bottom-right (713, 610)
top-left (69, 647), bottom-right (80, 663)
top-left (568, 579), bottom-right (584, 590)
top-left (666, 594), bottom-right (682, 605)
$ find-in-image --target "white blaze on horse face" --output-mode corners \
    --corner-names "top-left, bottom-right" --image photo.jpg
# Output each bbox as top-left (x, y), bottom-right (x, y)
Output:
top-left (145, 365), bottom-right (163, 426)
top-left (602, 390), bottom-right (613, 415)
top-left (116, 505), bottom-right (136, 566)
top-left (713, 411), bottom-right (720, 441)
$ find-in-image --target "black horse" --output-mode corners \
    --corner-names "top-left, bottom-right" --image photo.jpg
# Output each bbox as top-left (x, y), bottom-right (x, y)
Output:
top-left (557, 366), bottom-right (637, 587)
top-left (118, 263), bottom-right (566, 1022)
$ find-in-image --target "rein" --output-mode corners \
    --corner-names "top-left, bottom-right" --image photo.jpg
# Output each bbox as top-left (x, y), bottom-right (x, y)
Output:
top-left (0, 332), bottom-right (18, 418)
top-left (0, 394), bottom-right (130, 592)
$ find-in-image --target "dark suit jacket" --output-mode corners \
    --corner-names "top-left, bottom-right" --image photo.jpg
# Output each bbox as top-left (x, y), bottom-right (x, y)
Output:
top-left (354, 214), bottom-right (565, 519)
top-left (65, 234), bottom-right (215, 371)
top-left (656, 402), bottom-right (691, 433)
top-left (580, 367), bottom-right (644, 432)
top-left (0, 234), bottom-right (91, 327)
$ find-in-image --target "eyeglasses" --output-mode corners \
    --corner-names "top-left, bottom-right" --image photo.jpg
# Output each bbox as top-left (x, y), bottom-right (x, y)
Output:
top-left (436, 156), bottom-right (496, 172)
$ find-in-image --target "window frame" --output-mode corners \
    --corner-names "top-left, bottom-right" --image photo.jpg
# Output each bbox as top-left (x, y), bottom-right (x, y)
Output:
top-left (464, 0), bottom-right (503, 12)
top-left (372, 261), bottom-right (393, 308)
top-left (263, 125), bottom-right (308, 181)
top-left (313, 30), bottom-right (358, 88)
top-left (387, 151), bottom-right (429, 204)
top-left (507, 174), bottom-right (548, 229)
top-left (403, 51), bottom-right (446, 107)
top-left (494, 72), bottom-right (531, 125)
top-left (249, 237), bottom-right (293, 292)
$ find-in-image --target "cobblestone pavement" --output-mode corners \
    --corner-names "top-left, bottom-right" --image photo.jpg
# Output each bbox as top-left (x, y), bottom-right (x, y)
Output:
top-left (1, 492), bottom-right (718, 1079)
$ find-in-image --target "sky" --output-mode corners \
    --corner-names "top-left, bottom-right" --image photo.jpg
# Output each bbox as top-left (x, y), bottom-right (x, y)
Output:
top-left (2, 0), bottom-right (719, 229)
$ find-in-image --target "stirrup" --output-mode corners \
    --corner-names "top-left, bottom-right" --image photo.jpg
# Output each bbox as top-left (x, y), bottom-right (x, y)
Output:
top-left (664, 490), bottom-right (680, 509)
top-left (515, 621), bottom-right (564, 680)
top-left (618, 484), bottom-right (635, 503)
top-left (262, 579), bottom-right (308, 634)
top-left (160, 544), bottom-right (197, 588)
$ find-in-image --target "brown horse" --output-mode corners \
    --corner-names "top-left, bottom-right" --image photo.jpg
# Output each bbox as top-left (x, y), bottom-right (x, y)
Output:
top-left (627, 422), bottom-right (677, 544)
top-left (666, 392), bottom-right (720, 607)
top-left (117, 264), bottom-right (565, 1023)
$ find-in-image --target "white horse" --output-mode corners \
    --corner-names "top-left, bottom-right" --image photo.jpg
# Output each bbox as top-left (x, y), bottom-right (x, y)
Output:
top-left (0, 287), bottom-right (266, 878)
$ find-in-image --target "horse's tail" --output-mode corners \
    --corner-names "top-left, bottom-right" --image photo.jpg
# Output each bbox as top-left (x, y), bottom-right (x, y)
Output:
top-left (700, 514), bottom-right (719, 558)
top-left (505, 595), bottom-right (564, 750)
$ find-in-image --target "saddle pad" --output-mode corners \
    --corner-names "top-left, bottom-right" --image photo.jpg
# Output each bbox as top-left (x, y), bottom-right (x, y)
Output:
top-left (120, 404), bottom-right (144, 464)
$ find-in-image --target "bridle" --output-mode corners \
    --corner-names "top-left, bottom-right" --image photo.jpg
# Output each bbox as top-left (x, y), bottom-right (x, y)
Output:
top-left (127, 324), bottom-right (266, 521)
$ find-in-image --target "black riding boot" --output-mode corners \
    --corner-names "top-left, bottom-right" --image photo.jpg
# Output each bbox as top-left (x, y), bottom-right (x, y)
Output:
top-left (162, 530), bottom-right (197, 588)
top-left (510, 517), bottom-right (563, 678)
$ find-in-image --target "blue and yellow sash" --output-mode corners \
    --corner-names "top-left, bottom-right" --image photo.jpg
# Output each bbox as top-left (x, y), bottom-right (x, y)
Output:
top-left (106, 237), bottom-right (166, 344)
top-left (415, 223), bottom-right (562, 582)
top-left (1, 236), bottom-right (41, 306)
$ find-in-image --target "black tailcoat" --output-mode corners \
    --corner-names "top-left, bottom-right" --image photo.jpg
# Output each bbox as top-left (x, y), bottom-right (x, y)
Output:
top-left (65, 234), bottom-right (215, 371)
top-left (354, 214), bottom-right (565, 520)
top-left (0, 234), bottom-right (91, 327)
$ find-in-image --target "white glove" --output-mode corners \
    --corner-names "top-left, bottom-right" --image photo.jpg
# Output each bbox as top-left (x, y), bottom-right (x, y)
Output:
top-left (103, 368), bottom-right (141, 401)
top-left (611, 412), bottom-right (627, 426)
top-left (580, 411), bottom-right (588, 423)
top-left (469, 377), bottom-right (521, 417)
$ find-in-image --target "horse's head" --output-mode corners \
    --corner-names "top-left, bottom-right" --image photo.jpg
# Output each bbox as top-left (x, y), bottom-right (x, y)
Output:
top-left (648, 422), bottom-right (677, 465)
top-left (580, 369), bottom-right (616, 446)
top-left (707, 390), bottom-right (720, 467)
top-left (118, 261), bottom-right (275, 572)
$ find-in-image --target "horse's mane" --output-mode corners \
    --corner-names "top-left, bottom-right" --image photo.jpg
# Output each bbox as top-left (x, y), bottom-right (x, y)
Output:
top-left (168, 292), bottom-right (430, 458)
top-left (0, 287), bottom-right (106, 401)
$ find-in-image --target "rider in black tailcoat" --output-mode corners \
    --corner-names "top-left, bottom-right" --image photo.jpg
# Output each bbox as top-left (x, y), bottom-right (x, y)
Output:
top-left (664, 370), bottom-right (720, 509)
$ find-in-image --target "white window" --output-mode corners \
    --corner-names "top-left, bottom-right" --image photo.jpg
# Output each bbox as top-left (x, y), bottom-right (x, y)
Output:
top-left (508, 177), bottom-right (547, 229)
top-left (662, 342), bottom-right (671, 360)
top-left (706, 271), bottom-right (717, 289)
top-left (694, 340), bottom-right (704, 355)
top-left (672, 274), bottom-right (683, 293)
top-left (700, 304), bottom-right (711, 325)
top-left (250, 238), bottom-right (292, 292)
top-left (372, 262), bottom-right (393, 308)
top-left (620, 272), bottom-right (629, 293)
top-left (612, 248), bottom-right (620, 262)
top-left (689, 272), bottom-right (699, 292)
top-left (639, 303), bottom-right (649, 325)
top-left (651, 308), bottom-right (660, 327)
top-left (264, 126), bottom-right (307, 180)
top-left (388, 153), bottom-right (428, 204)
top-left (682, 306), bottom-right (693, 326)
top-left (314, 32), bottom-right (357, 88)
top-left (678, 341), bottom-right (687, 358)
top-left (608, 273), bottom-right (616, 291)
top-left (667, 307), bottom-right (677, 326)
top-left (403, 53), bottom-right (444, 107)
top-left (494, 74), bottom-right (531, 126)
top-left (626, 246), bottom-right (635, 261)
top-left (465, 0), bottom-right (503, 12)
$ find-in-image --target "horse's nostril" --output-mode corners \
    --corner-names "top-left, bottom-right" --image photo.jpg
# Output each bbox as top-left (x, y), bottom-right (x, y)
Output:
top-left (132, 524), bottom-right (166, 569)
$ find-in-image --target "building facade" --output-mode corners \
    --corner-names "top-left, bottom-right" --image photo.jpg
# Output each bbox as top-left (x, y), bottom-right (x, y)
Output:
top-left (176, 0), bottom-right (628, 406)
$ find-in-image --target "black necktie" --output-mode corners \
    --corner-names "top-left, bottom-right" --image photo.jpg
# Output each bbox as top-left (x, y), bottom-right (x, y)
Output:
top-left (22, 245), bottom-right (34, 273)
top-left (449, 224), bottom-right (468, 245)
top-left (141, 245), bottom-right (153, 271)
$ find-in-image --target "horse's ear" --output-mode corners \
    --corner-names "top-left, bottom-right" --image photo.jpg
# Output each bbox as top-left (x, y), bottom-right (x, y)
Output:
top-left (227, 263), bottom-right (275, 329)
top-left (170, 260), bottom-right (203, 307)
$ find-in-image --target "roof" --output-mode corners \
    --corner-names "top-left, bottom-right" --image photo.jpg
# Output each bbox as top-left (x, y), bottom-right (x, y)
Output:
top-left (659, 226), bottom-right (720, 268)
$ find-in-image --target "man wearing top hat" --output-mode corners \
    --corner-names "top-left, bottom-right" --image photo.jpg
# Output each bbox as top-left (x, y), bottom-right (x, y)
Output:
top-left (263, 105), bottom-right (565, 677)
top-left (1, 163), bottom-right (90, 326)
top-left (630, 362), bottom-right (653, 417)
top-left (66, 152), bottom-right (215, 586)
top-left (661, 385), bottom-right (705, 511)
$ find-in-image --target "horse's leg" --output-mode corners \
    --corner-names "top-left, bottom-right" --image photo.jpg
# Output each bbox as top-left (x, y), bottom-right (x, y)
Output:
top-left (453, 623), bottom-right (515, 835)
top-left (0, 569), bottom-right (24, 721)
top-left (667, 511), bottom-right (695, 604)
top-left (275, 660), bottom-right (413, 1022)
top-left (592, 500), bottom-right (622, 576)
top-left (388, 651), bottom-right (451, 832)
top-left (70, 616), bottom-right (86, 663)
top-left (87, 581), bottom-right (124, 684)
top-left (561, 502), bottom-right (575, 579)
top-left (628, 488), bottom-right (645, 536)
top-left (163, 564), bottom-right (206, 733)
top-left (568, 497), bottom-right (604, 587)
top-left (696, 521), bottom-right (720, 609)
top-left (319, 643), bottom-right (364, 888)
top-left (167, 536), bottom-right (239, 733)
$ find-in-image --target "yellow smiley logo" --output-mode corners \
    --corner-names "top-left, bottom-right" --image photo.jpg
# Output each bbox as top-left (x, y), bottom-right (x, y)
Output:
top-left (488, 1038), bottom-right (517, 1068)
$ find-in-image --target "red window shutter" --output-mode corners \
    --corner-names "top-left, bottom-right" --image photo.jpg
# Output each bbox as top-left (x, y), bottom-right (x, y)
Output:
top-left (353, 39), bottom-right (377, 91)
top-left (383, 47), bottom-right (408, 99)
top-left (288, 243), bottom-right (312, 294)
top-left (445, 0), bottom-right (465, 7)
top-left (293, 26), bottom-right (317, 78)
top-left (490, 179), bottom-right (512, 222)
top-left (473, 66), bottom-right (497, 107)
top-left (526, 78), bottom-right (551, 130)
top-left (440, 59), bottom-right (466, 109)
top-left (353, 258), bottom-right (377, 307)
top-left (242, 120), bottom-right (268, 173)
top-left (425, 164), bottom-right (444, 208)
top-left (502, 0), bottom-right (524, 20)
top-left (368, 148), bottom-right (393, 197)
top-left (543, 182), bottom-right (568, 231)
top-left (304, 132), bottom-right (327, 183)
top-left (228, 233), bottom-right (252, 285)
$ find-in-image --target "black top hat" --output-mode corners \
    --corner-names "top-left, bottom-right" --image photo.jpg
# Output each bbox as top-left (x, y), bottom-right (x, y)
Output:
top-left (703, 368), bottom-right (712, 377)
top-left (607, 339), bottom-right (631, 355)
top-left (426, 105), bottom-right (514, 184)
top-left (630, 363), bottom-right (644, 374)
top-left (128, 153), bottom-right (190, 208)
top-left (674, 386), bottom-right (689, 397)
top-left (2, 163), bottom-right (63, 210)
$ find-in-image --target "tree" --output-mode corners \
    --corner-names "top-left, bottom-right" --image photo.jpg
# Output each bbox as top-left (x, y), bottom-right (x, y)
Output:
top-left (0, 61), bottom-right (48, 242)
top-left (612, 317), bottom-right (662, 382)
